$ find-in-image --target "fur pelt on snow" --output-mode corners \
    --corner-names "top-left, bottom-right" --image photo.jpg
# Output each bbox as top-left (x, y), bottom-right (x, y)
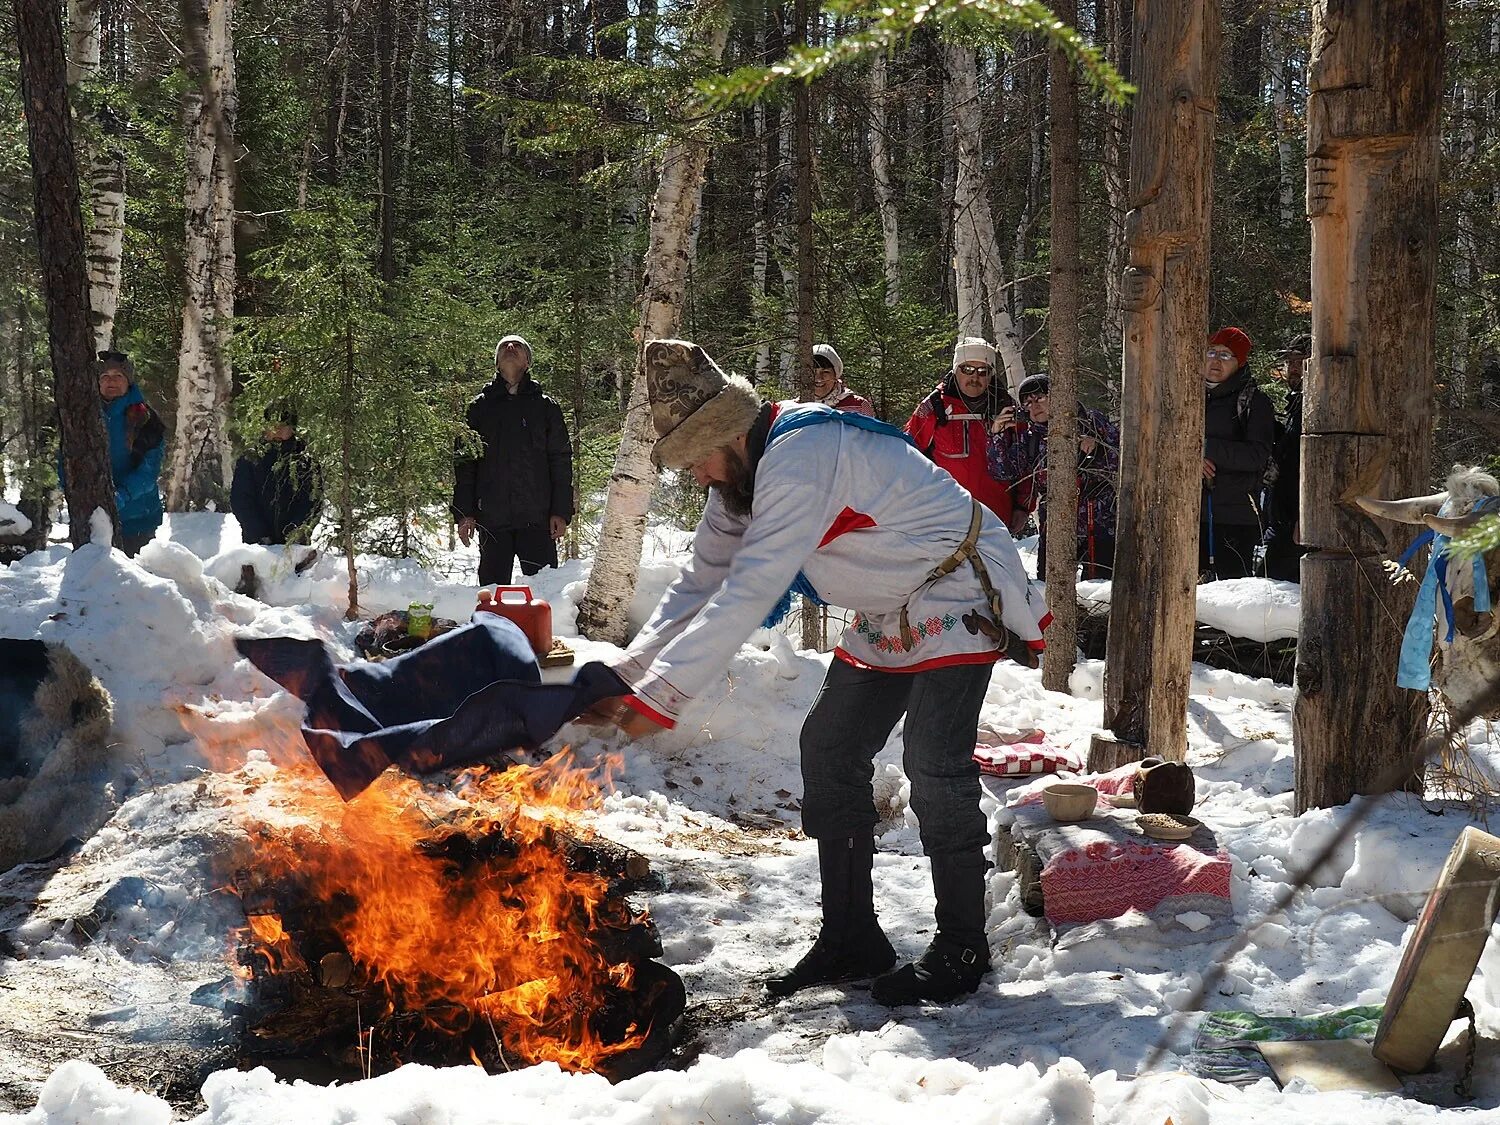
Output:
top-left (0, 639), bottom-right (117, 873)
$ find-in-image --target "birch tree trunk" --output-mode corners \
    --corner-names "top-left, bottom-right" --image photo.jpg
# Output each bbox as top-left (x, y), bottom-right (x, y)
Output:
top-left (1294, 0), bottom-right (1440, 811)
top-left (66, 0), bottom-right (126, 352)
top-left (1267, 9), bottom-right (1298, 227)
top-left (751, 94), bottom-right (773, 383)
top-left (15, 0), bottom-right (116, 548)
top-left (944, 43), bottom-right (1025, 394)
top-left (167, 0), bottom-right (238, 510)
top-left (869, 52), bottom-right (900, 308)
top-left (1042, 0), bottom-right (1081, 693)
top-left (574, 1), bottom-right (728, 646)
top-left (1089, 0), bottom-right (1220, 771)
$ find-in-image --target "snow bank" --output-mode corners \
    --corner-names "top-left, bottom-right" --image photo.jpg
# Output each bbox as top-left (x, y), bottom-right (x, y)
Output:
top-left (1077, 577), bottom-right (1300, 643)
top-left (0, 501), bottom-right (31, 537)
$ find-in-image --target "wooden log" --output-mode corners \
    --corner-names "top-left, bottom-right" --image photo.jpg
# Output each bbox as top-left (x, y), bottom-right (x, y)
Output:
top-left (1294, 552), bottom-right (1424, 809)
top-left (1298, 0), bottom-right (1441, 811)
top-left (1097, 0), bottom-right (1220, 765)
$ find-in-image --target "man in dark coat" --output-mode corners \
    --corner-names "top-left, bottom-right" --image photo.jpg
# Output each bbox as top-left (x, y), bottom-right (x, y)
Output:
top-left (1263, 334), bottom-right (1309, 581)
top-left (231, 404), bottom-right (322, 545)
top-left (1201, 327), bottom-right (1276, 580)
top-left (453, 334), bottom-right (574, 586)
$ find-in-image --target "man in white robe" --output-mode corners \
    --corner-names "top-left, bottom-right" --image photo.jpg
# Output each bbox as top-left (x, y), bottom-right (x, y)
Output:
top-left (599, 339), bottom-right (1050, 1006)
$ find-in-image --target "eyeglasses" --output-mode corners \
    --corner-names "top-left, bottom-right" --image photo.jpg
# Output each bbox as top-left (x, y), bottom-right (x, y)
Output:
top-left (956, 364), bottom-right (993, 377)
top-left (1021, 391), bottom-right (1048, 403)
top-left (1204, 348), bottom-right (1236, 362)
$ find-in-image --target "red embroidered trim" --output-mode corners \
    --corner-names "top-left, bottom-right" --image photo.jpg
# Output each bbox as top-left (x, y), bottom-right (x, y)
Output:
top-left (832, 647), bottom-right (1001, 674)
top-left (622, 694), bottom-right (676, 730)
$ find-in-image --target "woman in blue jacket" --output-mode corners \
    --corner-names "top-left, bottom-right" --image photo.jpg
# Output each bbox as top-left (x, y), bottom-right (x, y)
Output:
top-left (94, 351), bottom-right (165, 555)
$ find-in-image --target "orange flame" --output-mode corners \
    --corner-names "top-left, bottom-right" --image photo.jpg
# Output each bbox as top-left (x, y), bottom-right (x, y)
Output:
top-left (232, 749), bottom-right (649, 1071)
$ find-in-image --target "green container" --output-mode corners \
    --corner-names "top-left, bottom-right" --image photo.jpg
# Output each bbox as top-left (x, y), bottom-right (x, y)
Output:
top-left (407, 602), bottom-right (434, 640)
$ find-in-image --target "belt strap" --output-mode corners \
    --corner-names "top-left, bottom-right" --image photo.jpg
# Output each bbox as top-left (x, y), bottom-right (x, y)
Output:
top-left (898, 501), bottom-right (1007, 650)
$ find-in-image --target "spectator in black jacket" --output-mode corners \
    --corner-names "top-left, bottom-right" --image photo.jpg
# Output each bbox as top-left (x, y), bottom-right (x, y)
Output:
top-left (1263, 334), bottom-right (1309, 581)
top-left (454, 335), bottom-right (574, 586)
top-left (230, 404), bottom-right (322, 545)
top-left (1201, 327), bottom-right (1275, 581)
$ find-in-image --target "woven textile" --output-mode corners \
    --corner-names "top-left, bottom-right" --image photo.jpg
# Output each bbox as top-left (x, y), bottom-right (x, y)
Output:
top-left (973, 743), bottom-right (1081, 777)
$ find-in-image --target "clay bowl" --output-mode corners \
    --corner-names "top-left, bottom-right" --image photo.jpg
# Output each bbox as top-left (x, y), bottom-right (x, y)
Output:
top-left (1042, 783), bottom-right (1098, 823)
top-left (1137, 812), bottom-right (1202, 841)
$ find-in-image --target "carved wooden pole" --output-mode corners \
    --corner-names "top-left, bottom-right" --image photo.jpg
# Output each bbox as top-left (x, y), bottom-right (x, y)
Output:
top-left (1089, 0), bottom-right (1220, 770)
top-left (1294, 0), bottom-right (1440, 811)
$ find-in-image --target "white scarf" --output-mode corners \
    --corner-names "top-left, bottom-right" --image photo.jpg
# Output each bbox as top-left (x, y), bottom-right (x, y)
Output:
top-left (818, 382), bottom-right (850, 407)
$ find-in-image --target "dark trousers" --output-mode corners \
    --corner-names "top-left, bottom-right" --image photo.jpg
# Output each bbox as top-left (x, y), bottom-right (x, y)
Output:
top-left (1262, 533), bottom-right (1307, 582)
top-left (121, 531), bottom-right (155, 558)
top-left (1198, 521), bottom-right (1259, 580)
top-left (799, 658), bottom-right (990, 858)
top-left (477, 524), bottom-right (557, 587)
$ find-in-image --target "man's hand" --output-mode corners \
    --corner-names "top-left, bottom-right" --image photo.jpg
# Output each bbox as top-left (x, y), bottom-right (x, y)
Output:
top-left (578, 696), bottom-right (664, 738)
top-left (550, 515), bottom-right (568, 541)
top-left (1079, 434), bottom-right (1097, 456)
top-left (1201, 458), bottom-right (1217, 482)
top-left (457, 516), bottom-right (477, 546)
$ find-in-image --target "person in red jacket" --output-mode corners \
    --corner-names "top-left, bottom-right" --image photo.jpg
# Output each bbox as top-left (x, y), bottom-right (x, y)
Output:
top-left (905, 337), bottom-right (1014, 524)
top-left (807, 343), bottom-right (875, 416)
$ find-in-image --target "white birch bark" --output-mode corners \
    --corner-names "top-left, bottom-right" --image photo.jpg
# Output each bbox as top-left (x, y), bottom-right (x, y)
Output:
top-left (67, 0), bottom-right (126, 353)
top-left (869, 52), bottom-right (900, 308)
top-left (752, 95), bottom-right (773, 382)
top-left (1268, 11), bottom-right (1298, 226)
top-left (945, 43), bottom-right (1025, 393)
top-left (168, 0), bottom-right (238, 509)
top-left (575, 3), bottom-right (728, 645)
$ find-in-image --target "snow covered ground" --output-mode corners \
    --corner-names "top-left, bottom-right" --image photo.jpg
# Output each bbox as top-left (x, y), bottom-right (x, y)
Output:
top-left (2, 512), bottom-right (1500, 1124)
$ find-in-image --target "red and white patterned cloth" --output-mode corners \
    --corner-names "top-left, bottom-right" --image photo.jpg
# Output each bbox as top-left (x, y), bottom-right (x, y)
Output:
top-left (973, 743), bottom-right (1082, 778)
top-left (1039, 836), bottom-right (1232, 925)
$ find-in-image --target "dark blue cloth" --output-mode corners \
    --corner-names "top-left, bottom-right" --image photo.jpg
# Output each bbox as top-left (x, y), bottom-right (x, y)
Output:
top-left (236, 615), bottom-right (629, 800)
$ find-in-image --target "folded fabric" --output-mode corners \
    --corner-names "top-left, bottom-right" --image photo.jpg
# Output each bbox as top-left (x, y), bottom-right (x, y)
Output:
top-left (973, 744), bottom-right (1080, 778)
top-left (1185, 1005), bottom-right (1385, 1087)
top-left (236, 615), bottom-right (629, 800)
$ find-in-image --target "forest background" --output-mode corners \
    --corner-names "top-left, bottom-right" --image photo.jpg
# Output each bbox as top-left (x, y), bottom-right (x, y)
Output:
top-left (1, 0), bottom-right (1496, 563)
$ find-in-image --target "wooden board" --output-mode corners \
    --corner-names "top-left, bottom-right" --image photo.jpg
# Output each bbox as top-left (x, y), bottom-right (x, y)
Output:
top-left (1373, 826), bottom-right (1500, 1073)
top-left (1258, 1040), bottom-right (1402, 1094)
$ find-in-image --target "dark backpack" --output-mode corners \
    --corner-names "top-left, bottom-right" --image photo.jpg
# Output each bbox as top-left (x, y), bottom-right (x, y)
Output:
top-left (1233, 382), bottom-right (1286, 488)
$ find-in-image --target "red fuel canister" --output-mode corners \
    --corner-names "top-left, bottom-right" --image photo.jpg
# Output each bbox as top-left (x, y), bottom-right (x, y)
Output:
top-left (476, 586), bottom-right (553, 656)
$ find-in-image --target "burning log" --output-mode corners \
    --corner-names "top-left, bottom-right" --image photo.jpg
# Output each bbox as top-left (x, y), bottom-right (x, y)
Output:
top-left (224, 754), bottom-right (684, 1081)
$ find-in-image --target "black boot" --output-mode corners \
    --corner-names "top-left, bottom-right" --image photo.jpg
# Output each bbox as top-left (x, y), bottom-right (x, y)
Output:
top-left (765, 835), bottom-right (896, 997)
top-left (871, 852), bottom-right (991, 1006)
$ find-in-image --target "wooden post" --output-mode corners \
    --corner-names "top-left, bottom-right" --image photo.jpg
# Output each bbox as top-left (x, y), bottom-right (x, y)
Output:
top-left (1089, 0), bottom-right (1220, 771)
top-left (1294, 0), bottom-right (1440, 811)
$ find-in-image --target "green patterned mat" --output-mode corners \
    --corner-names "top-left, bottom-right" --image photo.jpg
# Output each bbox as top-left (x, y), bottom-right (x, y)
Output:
top-left (1185, 1005), bottom-right (1385, 1086)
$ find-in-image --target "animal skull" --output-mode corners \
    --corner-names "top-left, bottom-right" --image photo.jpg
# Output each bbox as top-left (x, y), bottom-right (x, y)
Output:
top-left (1356, 465), bottom-right (1500, 715)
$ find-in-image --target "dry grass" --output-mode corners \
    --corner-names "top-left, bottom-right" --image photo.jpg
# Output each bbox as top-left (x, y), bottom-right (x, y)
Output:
top-left (1425, 699), bottom-right (1500, 815)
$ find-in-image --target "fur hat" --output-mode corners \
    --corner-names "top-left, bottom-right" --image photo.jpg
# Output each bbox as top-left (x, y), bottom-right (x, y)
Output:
top-left (812, 343), bottom-right (843, 379)
top-left (953, 337), bottom-right (996, 371)
top-left (494, 335), bottom-right (533, 366)
top-left (95, 350), bottom-right (136, 383)
top-left (646, 339), bottom-right (763, 470)
top-left (1276, 333), bottom-right (1311, 359)
top-left (1209, 327), bottom-right (1252, 368)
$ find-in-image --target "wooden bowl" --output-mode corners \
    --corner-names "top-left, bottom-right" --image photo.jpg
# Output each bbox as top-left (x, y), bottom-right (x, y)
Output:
top-left (1137, 812), bottom-right (1202, 841)
top-left (1042, 783), bottom-right (1097, 822)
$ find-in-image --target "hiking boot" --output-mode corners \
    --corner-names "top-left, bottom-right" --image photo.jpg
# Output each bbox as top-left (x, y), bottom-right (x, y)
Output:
top-left (764, 835), bottom-right (895, 997)
top-left (870, 935), bottom-right (990, 1006)
top-left (765, 922), bottom-right (897, 997)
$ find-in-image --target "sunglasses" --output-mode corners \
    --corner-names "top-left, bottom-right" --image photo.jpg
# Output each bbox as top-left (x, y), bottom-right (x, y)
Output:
top-left (957, 364), bottom-right (993, 377)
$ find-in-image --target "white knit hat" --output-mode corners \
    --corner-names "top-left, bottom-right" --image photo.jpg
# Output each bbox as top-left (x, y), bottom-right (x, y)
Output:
top-left (812, 343), bottom-right (843, 380)
top-left (494, 334), bottom-right (533, 365)
top-left (952, 337), bottom-right (996, 371)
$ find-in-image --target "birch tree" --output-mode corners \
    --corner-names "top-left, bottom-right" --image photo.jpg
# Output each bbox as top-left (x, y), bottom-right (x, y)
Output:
top-left (575, 0), bottom-right (728, 645)
top-left (66, 0), bottom-right (126, 352)
top-left (944, 42), bottom-right (1025, 395)
top-left (869, 52), bottom-right (900, 309)
top-left (167, 0), bottom-right (239, 509)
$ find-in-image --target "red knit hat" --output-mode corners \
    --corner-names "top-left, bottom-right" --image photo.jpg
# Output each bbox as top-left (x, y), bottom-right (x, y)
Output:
top-left (1209, 327), bottom-right (1251, 367)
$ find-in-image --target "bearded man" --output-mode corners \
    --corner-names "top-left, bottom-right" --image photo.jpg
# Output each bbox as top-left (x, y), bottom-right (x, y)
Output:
top-left (596, 339), bottom-right (1049, 1006)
